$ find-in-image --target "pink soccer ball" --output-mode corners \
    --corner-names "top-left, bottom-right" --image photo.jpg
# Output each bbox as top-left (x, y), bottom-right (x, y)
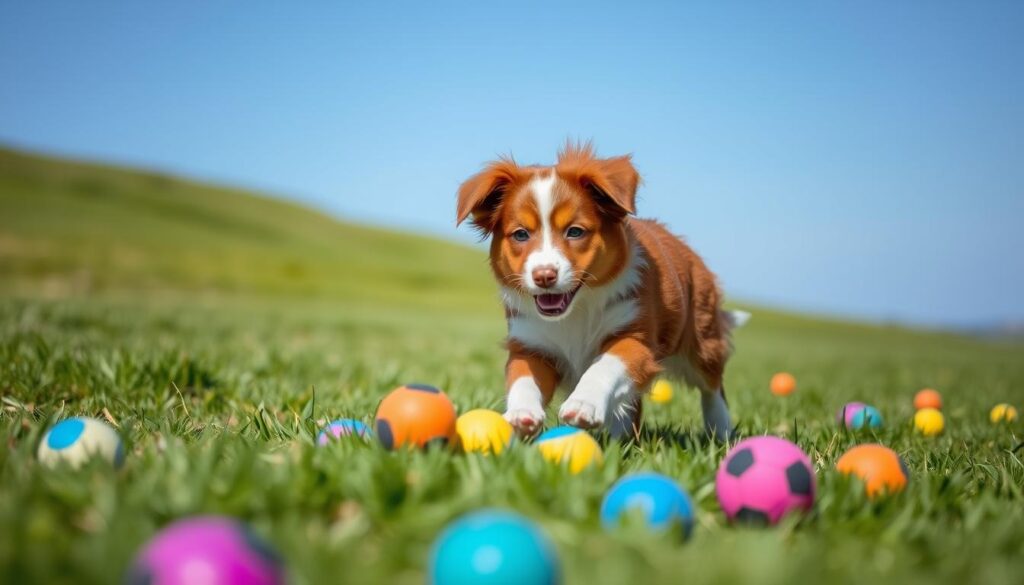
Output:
top-left (715, 436), bottom-right (816, 525)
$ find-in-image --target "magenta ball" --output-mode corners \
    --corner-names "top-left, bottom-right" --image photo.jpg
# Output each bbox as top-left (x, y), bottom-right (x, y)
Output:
top-left (125, 516), bottom-right (286, 585)
top-left (836, 402), bottom-right (867, 428)
top-left (715, 436), bottom-right (816, 525)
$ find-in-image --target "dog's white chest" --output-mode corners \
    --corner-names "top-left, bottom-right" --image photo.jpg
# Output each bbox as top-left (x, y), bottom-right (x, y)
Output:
top-left (502, 240), bottom-right (643, 388)
top-left (507, 295), bottom-right (638, 388)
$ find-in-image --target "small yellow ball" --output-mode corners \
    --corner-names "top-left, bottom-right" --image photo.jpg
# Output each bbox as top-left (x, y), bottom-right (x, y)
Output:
top-left (535, 426), bottom-right (603, 474)
top-left (650, 380), bottom-right (674, 404)
top-left (456, 409), bottom-right (514, 454)
top-left (913, 408), bottom-right (944, 436)
top-left (990, 403), bottom-right (1019, 424)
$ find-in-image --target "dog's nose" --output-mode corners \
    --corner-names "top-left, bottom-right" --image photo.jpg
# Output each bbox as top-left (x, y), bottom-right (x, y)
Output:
top-left (532, 266), bottom-right (558, 288)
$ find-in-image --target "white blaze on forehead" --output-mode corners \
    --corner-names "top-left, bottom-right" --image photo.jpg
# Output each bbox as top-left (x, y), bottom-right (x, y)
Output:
top-left (530, 172), bottom-right (557, 248)
top-left (524, 173), bottom-right (572, 292)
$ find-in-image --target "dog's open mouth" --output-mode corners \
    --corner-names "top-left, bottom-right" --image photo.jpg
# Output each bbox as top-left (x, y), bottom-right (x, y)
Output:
top-left (534, 286), bottom-right (581, 317)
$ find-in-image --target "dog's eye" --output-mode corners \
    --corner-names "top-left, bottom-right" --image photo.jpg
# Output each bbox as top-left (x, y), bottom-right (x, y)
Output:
top-left (511, 229), bottom-right (530, 242)
top-left (565, 226), bottom-right (586, 239)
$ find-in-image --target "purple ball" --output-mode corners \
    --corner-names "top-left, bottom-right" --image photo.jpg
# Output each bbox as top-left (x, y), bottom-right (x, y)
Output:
top-left (715, 436), bottom-right (816, 525)
top-left (836, 402), bottom-right (867, 428)
top-left (125, 516), bottom-right (286, 585)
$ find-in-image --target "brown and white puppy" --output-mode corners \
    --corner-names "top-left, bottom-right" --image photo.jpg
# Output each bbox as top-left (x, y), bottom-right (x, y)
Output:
top-left (456, 144), bottom-right (746, 440)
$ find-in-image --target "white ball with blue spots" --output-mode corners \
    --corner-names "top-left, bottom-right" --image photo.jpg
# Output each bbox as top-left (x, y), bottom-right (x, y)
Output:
top-left (37, 417), bottom-right (125, 469)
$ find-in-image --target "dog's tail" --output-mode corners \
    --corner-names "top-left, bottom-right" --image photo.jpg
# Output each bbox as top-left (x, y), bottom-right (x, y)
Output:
top-left (723, 309), bottom-right (752, 330)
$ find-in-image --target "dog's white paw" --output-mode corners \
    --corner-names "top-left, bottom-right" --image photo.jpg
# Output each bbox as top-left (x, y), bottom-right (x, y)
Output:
top-left (504, 408), bottom-right (545, 437)
top-left (558, 397), bottom-right (605, 429)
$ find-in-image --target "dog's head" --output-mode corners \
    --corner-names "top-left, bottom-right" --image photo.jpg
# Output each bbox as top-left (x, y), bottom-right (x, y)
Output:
top-left (456, 143), bottom-right (640, 320)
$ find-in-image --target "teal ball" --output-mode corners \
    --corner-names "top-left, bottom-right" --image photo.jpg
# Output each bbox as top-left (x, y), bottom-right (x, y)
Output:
top-left (849, 405), bottom-right (883, 430)
top-left (430, 509), bottom-right (560, 585)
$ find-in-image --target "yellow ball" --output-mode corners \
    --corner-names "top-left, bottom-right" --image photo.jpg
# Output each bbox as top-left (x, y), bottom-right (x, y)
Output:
top-left (535, 426), bottom-right (603, 474)
top-left (456, 409), bottom-right (513, 454)
top-left (650, 380), bottom-right (674, 404)
top-left (990, 403), bottom-right (1018, 424)
top-left (913, 408), bottom-right (944, 436)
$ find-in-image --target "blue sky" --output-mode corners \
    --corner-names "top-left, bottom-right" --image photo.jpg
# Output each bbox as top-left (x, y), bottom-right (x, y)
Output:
top-left (1, 1), bottom-right (1022, 327)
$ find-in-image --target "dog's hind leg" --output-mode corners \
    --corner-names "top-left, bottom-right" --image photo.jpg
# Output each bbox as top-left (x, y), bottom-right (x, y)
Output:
top-left (673, 354), bottom-right (733, 442)
top-left (606, 392), bottom-right (643, 440)
top-left (700, 387), bottom-right (733, 441)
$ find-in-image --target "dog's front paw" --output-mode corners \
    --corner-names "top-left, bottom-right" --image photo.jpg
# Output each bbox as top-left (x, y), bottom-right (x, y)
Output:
top-left (558, 397), bottom-right (604, 429)
top-left (504, 408), bottom-right (545, 437)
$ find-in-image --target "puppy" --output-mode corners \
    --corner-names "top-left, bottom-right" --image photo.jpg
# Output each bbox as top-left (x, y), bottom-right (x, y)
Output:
top-left (456, 143), bottom-right (744, 440)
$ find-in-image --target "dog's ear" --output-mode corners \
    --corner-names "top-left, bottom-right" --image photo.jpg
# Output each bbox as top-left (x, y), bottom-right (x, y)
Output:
top-left (557, 142), bottom-right (639, 218)
top-left (585, 154), bottom-right (639, 217)
top-left (456, 158), bottom-right (521, 236)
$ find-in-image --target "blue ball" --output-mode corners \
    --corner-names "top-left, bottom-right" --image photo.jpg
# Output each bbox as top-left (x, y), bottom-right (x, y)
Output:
top-left (600, 472), bottom-right (695, 538)
top-left (316, 419), bottom-right (372, 445)
top-left (849, 405), bottom-right (883, 429)
top-left (48, 418), bottom-right (86, 449)
top-left (430, 510), bottom-right (560, 585)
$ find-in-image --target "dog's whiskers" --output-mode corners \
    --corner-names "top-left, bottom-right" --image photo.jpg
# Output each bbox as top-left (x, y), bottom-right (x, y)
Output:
top-left (573, 270), bottom-right (597, 290)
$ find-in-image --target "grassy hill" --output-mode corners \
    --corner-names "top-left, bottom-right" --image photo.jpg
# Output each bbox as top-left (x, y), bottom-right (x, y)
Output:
top-left (0, 145), bottom-right (1022, 585)
top-left (0, 146), bottom-right (496, 312)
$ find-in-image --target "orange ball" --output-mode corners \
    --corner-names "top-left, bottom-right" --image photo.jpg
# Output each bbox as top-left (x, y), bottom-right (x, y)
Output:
top-left (374, 383), bottom-right (458, 450)
top-left (770, 372), bottom-right (797, 396)
top-left (913, 388), bottom-right (942, 410)
top-left (836, 444), bottom-right (909, 498)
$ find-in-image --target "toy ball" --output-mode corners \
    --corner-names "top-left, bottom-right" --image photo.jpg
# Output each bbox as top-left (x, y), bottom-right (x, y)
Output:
top-left (456, 409), bottom-right (514, 454)
top-left (913, 389), bottom-right (942, 410)
top-left (649, 380), bottom-right (674, 404)
top-left (990, 403), bottom-right (1018, 424)
top-left (429, 509), bottom-right (560, 585)
top-left (847, 405), bottom-right (883, 430)
top-left (600, 472), bottom-right (695, 538)
top-left (534, 426), bottom-right (603, 474)
top-left (37, 417), bottom-right (124, 469)
top-left (316, 419), bottom-right (372, 445)
top-left (715, 436), bottom-right (815, 525)
top-left (836, 444), bottom-right (909, 498)
top-left (124, 516), bottom-right (286, 585)
top-left (769, 372), bottom-right (797, 396)
top-left (835, 402), bottom-right (867, 428)
top-left (913, 408), bottom-right (944, 436)
top-left (374, 383), bottom-right (458, 450)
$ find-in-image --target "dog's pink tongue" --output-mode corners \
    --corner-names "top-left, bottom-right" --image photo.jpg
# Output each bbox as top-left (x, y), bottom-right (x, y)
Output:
top-left (536, 293), bottom-right (567, 311)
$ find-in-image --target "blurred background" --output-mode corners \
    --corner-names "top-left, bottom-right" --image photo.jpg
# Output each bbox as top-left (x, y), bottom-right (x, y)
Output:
top-left (1, 1), bottom-right (1021, 330)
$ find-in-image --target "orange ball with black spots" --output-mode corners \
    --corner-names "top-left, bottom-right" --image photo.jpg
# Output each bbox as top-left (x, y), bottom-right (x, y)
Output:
top-left (374, 384), bottom-right (458, 450)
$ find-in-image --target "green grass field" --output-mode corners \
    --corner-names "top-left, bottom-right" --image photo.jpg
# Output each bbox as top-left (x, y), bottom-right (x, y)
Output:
top-left (1, 146), bottom-right (1022, 585)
